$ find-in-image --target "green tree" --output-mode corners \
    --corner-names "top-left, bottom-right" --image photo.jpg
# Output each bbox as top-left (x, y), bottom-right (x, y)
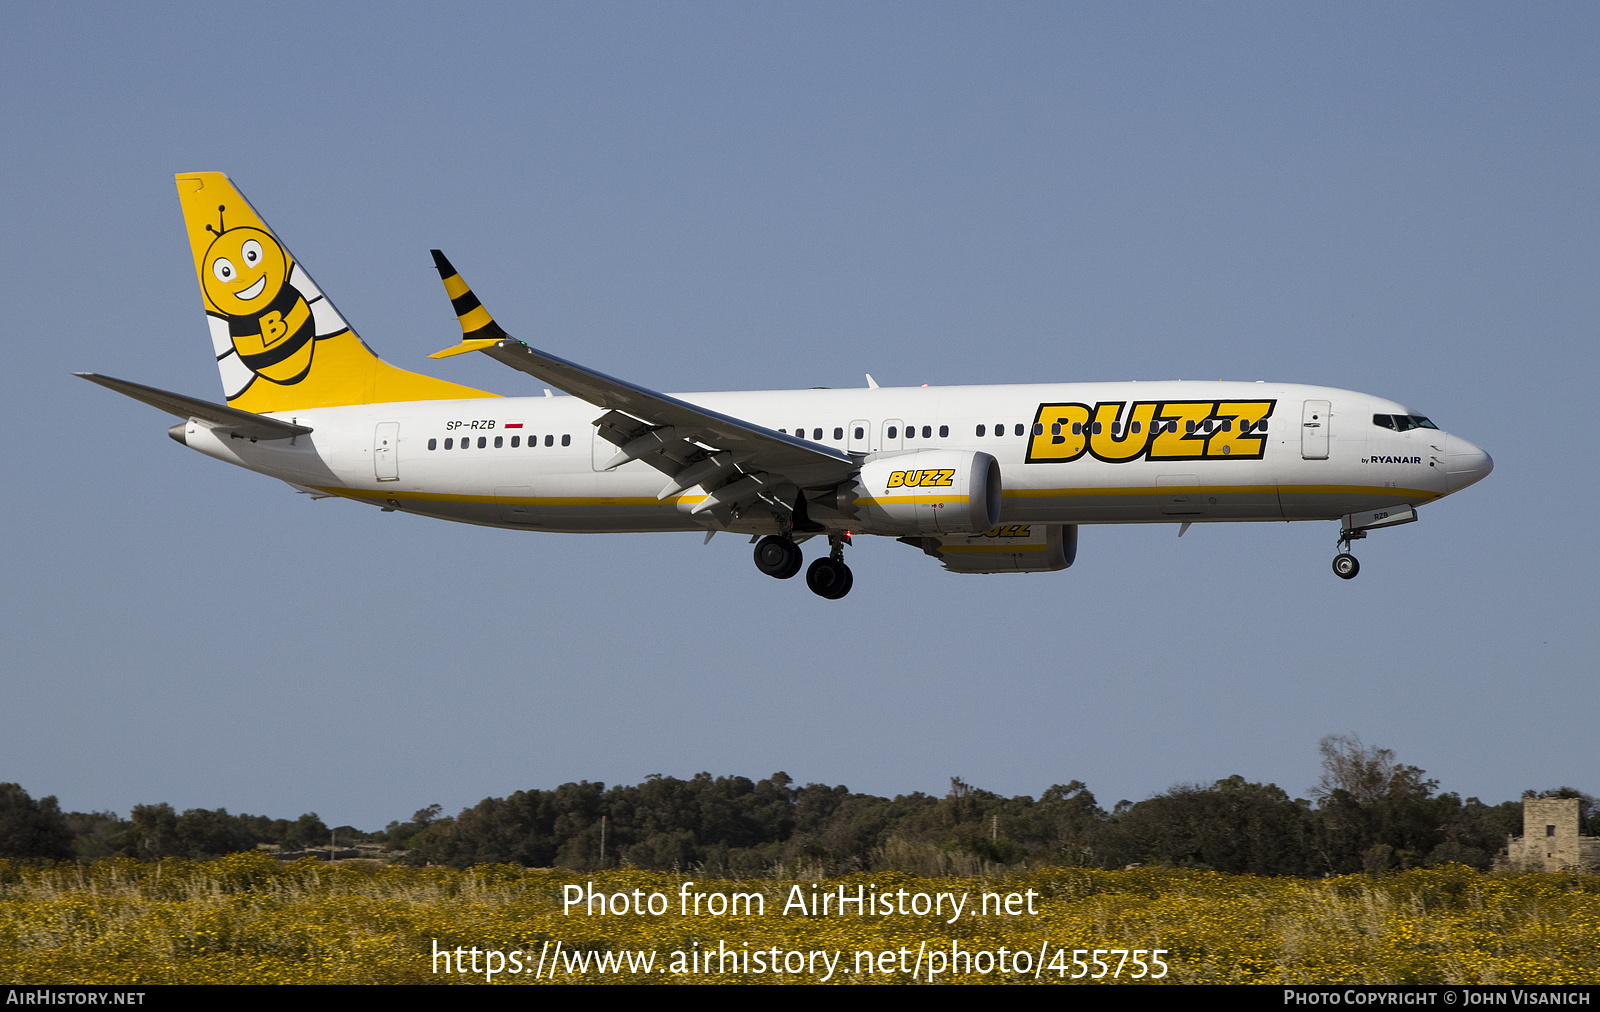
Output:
top-left (0, 784), bottom-right (74, 861)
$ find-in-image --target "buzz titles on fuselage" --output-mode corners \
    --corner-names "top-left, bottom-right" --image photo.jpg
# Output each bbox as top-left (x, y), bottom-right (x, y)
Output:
top-left (196, 205), bottom-right (345, 397)
top-left (1025, 399), bottom-right (1277, 464)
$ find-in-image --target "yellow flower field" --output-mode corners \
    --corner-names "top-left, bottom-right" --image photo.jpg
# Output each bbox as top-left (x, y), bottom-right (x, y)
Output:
top-left (1, 854), bottom-right (1595, 984)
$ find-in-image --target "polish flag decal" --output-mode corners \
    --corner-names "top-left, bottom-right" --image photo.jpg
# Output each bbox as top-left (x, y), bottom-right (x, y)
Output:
top-left (504, 420), bottom-right (524, 429)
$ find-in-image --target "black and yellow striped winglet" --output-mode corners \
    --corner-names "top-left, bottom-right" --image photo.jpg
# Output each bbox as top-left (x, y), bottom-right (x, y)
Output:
top-left (429, 249), bottom-right (511, 358)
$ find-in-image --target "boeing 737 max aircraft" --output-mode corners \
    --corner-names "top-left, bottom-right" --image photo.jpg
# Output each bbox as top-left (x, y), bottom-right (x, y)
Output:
top-left (80, 173), bottom-right (1493, 599)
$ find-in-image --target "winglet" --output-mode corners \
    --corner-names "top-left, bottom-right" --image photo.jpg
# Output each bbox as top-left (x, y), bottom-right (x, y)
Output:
top-left (428, 338), bottom-right (501, 360)
top-left (430, 249), bottom-right (511, 357)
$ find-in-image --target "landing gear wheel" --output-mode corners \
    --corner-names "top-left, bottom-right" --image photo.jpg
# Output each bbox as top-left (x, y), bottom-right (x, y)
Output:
top-left (805, 557), bottom-right (853, 599)
top-left (753, 535), bottom-right (803, 579)
top-left (1332, 553), bottom-right (1360, 580)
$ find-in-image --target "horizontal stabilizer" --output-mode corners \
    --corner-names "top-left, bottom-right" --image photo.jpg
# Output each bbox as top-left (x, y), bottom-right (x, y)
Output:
top-left (76, 373), bottom-right (312, 441)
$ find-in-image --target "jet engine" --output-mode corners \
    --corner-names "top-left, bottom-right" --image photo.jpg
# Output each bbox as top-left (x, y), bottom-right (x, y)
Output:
top-left (904, 523), bottom-right (1078, 573)
top-left (847, 450), bottom-right (1001, 536)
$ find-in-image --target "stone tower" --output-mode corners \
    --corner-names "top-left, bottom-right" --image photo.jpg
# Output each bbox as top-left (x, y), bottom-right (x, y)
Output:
top-left (1501, 796), bottom-right (1599, 872)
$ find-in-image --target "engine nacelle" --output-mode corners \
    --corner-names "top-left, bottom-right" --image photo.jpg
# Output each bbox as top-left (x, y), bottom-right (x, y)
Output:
top-left (850, 450), bottom-right (1001, 536)
top-left (907, 523), bottom-right (1078, 574)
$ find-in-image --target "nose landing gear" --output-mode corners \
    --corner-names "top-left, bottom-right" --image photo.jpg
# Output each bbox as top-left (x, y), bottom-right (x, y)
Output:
top-left (1332, 527), bottom-right (1365, 580)
top-left (805, 534), bottom-right (854, 599)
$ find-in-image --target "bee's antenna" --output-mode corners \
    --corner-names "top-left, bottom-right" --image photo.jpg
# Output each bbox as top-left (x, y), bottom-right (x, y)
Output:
top-left (205, 204), bottom-right (226, 237)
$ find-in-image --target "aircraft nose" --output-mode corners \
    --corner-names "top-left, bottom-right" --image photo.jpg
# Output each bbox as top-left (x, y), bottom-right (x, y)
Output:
top-left (1443, 434), bottom-right (1493, 493)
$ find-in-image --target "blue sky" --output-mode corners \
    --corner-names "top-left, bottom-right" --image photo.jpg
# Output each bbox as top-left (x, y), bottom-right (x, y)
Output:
top-left (2, 4), bottom-right (1594, 830)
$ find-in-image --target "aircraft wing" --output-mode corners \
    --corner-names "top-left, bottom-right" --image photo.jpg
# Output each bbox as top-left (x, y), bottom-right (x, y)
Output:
top-left (76, 373), bottom-right (313, 441)
top-left (429, 251), bottom-right (858, 522)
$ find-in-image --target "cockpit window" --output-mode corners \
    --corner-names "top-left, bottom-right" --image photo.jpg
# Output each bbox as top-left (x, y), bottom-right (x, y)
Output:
top-left (1374, 413), bottom-right (1439, 432)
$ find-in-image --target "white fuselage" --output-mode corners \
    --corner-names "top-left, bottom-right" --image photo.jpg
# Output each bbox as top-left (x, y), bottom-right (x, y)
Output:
top-left (177, 380), bottom-right (1491, 536)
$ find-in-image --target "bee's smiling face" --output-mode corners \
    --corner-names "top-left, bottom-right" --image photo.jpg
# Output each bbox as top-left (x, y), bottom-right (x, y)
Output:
top-left (202, 227), bottom-right (289, 316)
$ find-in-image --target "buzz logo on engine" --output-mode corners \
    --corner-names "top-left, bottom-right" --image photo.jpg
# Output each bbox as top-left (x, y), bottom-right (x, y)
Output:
top-left (885, 469), bottom-right (956, 488)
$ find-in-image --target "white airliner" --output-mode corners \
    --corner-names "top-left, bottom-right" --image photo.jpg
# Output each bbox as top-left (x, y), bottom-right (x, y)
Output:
top-left (81, 173), bottom-right (1492, 599)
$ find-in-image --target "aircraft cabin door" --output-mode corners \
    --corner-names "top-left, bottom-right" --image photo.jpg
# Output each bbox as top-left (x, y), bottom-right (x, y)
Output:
top-left (1301, 400), bottom-right (1330, 460)
top-left (374, 422), bottom-right (400, 481)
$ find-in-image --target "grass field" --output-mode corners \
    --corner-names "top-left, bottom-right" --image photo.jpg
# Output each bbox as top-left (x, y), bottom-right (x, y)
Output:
top-left (2, 854), bottom-right (1595, 984)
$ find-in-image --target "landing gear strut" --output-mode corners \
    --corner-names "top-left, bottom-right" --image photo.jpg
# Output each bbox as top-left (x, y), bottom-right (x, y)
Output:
top-left (805, 534), bottom-right (853, 599)
top-left (1332, 527), bottom-right (1365, 580)
top-left (753, 535), bottom-right (803, 579)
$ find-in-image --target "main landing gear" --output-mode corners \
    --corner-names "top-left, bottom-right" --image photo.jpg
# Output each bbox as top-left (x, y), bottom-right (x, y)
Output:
top-left (753, 535), bottom-right (803, 579)
top-left (1332, 527), bottom-right (1365, 580)
top-left (752, 533), bottom-right (853, 599)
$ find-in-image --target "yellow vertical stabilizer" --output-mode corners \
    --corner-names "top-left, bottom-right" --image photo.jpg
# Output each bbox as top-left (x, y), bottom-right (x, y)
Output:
top-left (175, 172), bottom-right (495, 411)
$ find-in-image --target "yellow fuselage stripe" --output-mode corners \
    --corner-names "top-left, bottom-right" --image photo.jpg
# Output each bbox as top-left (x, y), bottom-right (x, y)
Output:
top-left (1003, 484), bottom-right (1439, 500)
top-left (319, 486), bottom-right (709, 506)
top-left (320, 483), bottom-right (1437, 508)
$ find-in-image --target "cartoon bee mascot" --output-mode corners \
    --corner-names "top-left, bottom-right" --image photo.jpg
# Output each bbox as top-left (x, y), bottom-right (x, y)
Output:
top-left (197, 204), bottom-right (350, 401)
top-left (177, 172), bottom-right (492, 414)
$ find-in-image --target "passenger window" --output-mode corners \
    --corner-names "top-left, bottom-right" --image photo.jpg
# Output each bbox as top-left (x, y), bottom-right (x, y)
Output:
top-left (428, 438), bottom-right (437, 450)
top-left (906, 425), bottom-right (915, 440)
top-left (1131, 421), bottom-right (1140, 434)
top-left (478, 436), bottom-right (487, 448)
top-left (854, 426), bottom-right (864, 439)
top-left (511, 436), bottom-right (520, 447)
top-left (939, 425), bottom-right (949, 438)
top-left (1111, 422), bottom-right (1121, 436)
top-left (887, 426), bottom-right (898, 439)
top-left (994, 422), bottom-right (1003, 435)
top-left (545, 435), bottom-right (554, 447)
top-left (921, 426), bottom-right (931, 438)
top-left (1015, 423), bottom-right (1024, 436)
top-left (1092, 422), bottom-right (1102, 435)
top-left (1072, 422), bottom-right (1082, 435)
top-left (1032, 423), bottom-right (1043, 436)
top-left (813, 428), bottom-right (823, 440)
top-left (494, 436), bottom-right (503, 448)
top-left (1220, 420), bottom-right (1230, 432)
top-left (561, 434), bottom-right (571, 446)
top-left (1185, 421), bottom-right (1195, 434)
top-left (444, 437), bottom-right (453, 449)
top-left (833, 427), bottom-right (844, 440)
top-left (778, 428), bottom-right (786, 434)
top-left (1258, 420), bottom-right (1267, 432)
